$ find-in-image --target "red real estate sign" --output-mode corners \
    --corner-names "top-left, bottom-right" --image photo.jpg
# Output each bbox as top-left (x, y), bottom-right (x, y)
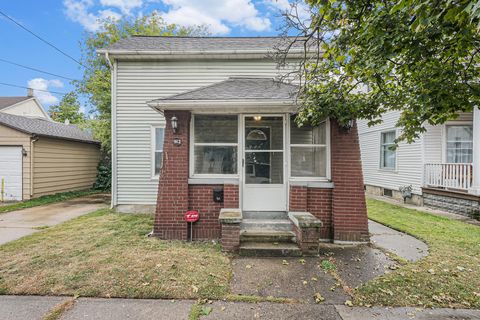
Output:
top-left (185, 210), bottom-right (199, 223)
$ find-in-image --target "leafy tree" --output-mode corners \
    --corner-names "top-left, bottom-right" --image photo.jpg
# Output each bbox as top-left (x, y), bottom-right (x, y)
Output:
top-left (277, 1), bottom-right (480, 142)
top-left (76, 12), bottom-right (207, 152)
top-left (49, 91), bottom-right (85, 124)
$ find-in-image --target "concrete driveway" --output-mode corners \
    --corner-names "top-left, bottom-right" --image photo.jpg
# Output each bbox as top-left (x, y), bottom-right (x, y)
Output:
top-left (0, 194), bottom-right (108, 245)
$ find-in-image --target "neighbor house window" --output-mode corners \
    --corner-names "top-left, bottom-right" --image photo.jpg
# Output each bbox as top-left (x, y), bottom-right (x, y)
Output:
top-left (152, 126), bottom-right (165, 177)
top-left (290, 118), bottom-right (328, 179)
top-left (380, 130), bottom-right (396, 169)
top-left (192, 115), bottom-right (238, 175)
top-left (446, 125), bottom-right (473, 163)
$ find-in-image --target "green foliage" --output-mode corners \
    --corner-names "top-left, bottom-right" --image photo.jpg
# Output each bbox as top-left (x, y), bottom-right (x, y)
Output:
top-left (49, 92), bottom-right (85, 124)
top-left (76, 12), bottom-right (207, 153)
top-left (93, 154), bottom-right (111, 191)
top-left (289, 0), bottom-right (480, 142)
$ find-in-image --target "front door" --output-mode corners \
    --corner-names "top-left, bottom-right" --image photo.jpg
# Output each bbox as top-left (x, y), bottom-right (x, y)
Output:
top-left (242, 115), bottom-right (287, 211)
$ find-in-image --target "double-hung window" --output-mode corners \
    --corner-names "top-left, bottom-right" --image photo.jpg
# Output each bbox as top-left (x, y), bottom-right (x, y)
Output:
top-left (290, 118), bottom-right (329, 179)
top-left (446, 125), bottom-right (473, 163)
top-left (152, 126), bottom-right (165, 177)
top-left (380, 130), bottom-right (396, 169)
top-left (192, 115), bottom-right (238, 176)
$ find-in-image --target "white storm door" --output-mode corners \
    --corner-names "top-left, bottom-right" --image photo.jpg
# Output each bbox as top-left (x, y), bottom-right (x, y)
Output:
top-left (242, 115), bottom-right (287, 211)
top-left (0, 146), bottom-right (23, 201)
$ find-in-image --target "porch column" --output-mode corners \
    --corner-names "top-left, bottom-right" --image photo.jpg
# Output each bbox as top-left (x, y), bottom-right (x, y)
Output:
top-left (469, 106), bottom-right (480, 195)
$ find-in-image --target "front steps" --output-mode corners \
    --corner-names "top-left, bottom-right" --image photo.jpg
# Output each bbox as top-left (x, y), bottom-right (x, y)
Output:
top-left (239, 211), bottom-right (301, 257)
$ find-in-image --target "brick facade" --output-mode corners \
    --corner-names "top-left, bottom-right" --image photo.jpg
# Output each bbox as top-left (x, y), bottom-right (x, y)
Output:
top-left (154, 113), bottom-right (368, 244)
top-left (330, 120), bottom-right (369, 242)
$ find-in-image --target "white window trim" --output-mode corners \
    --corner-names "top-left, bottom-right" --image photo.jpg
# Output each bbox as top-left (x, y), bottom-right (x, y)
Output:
top-left (288, 117), bottom-right (331, 181)
top-left (151, 124), bottom-right (165, 179)
top-left (379, 129), bottom-right (397, 171)
top-left (189, 114), bottom-right (240, 179)
top-left (444, 123), bottom-right (473, 164)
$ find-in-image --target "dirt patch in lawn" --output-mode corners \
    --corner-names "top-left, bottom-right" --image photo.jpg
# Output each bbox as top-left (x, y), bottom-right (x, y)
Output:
top-left (355, 199), bottom-right (480, 309)
top-left (0, 209), bottom-right (231, 299)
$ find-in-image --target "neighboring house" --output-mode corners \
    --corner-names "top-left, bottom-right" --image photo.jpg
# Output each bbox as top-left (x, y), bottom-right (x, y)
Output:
top-left (358, 109), bottom-right (480, 218)
top-left (0, 113), bottom-right (101, 201)
top-left (99, 36), bottom-right (369, 253)
top-left (0, 92), bottom-right (51, 119)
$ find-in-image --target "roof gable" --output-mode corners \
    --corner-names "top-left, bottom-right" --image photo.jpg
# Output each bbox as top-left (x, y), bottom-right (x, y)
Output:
top-left (0, 97), bottom-right (31, 110)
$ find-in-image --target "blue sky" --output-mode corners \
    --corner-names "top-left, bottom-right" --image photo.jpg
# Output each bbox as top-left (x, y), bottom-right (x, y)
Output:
top-left (0, 0), bottom-right (300, 114)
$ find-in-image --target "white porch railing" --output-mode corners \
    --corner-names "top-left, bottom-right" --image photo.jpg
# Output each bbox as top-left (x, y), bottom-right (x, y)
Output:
top-left (424, 163), bottom-right (473, 191)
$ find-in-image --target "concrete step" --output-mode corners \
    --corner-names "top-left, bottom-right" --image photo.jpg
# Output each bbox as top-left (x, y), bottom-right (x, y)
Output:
top-left (240, 229), bottom-right (296, 243)
top-left (240, 219), bottom-right (293, 232)
top-left (242, 211), bottom-right (288, 220)
top-left (239, 242), bottom-right (302, 257)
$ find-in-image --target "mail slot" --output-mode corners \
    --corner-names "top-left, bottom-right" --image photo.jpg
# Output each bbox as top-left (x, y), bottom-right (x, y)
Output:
top-left (213, 188), bottom-right (224, 203)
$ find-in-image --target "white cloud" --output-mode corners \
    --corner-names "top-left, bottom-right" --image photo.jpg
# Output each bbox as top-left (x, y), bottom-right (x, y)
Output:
top-left (64, 0), bottom-right (122, 32)
top-left (265, 0), bottom-right (310, 21)
top-left (27, 78), bottom-right (64, 106)
top-left (100, 0), bottom-right (143, 14)
top-left (160, 0), bottom-right (271, 35)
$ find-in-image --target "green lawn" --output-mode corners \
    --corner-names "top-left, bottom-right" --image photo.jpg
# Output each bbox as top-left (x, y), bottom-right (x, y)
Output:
top-left (0, 209), bottom-right (231, 299)
top-left (0, 189), bottom-right (101, 214)
top-left (355, 198), bottom-right (480, 309)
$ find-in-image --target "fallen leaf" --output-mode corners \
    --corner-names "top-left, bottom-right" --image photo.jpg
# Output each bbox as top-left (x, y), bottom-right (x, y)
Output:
top-left (221, 306), bottom-right (226, 311)
top-left (311, 277), bottom-right (318, 281)
top-left (314, 293), bottom-right (325, 303)
top-left (246, 265), bottom-right (252, 269)
top-left (191, 285), bottom-right (199, 293)
top-left (302, 280), bottom-right (308, 285)
top-left (427, 269), bottom-right (435, 274)
top-left (457, 266), bottom-right (465, 271)
top-left (299, 259), bottom-right (306, 265)
top-left (200, 306), bottom-right (212, 316)
top-left (282, 260), bottom-right (289, 265)
top-left (345, 300), bottom-right (353, 307)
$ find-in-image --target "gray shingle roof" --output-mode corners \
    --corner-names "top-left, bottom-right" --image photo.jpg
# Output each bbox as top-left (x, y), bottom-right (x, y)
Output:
top-left (0, 113), bottom-right (99, 144)
top-left (0, 97), bottom-right (31, 110)
top-left (150, 77), bottom-right (299, 102)
top-left (102, 36), bottom-right (305, 53)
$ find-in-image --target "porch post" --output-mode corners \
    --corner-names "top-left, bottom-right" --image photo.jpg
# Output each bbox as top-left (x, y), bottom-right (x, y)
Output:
top-left (469, 106), bottom-right (480, 195)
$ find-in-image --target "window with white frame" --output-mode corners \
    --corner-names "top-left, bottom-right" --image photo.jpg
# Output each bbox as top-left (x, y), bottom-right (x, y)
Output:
top-left (380, 130), bottom-right (396, 169)
top-left (446, 125), bottom-right (473, 163)
top-left (192, 115), bottom-right (238, 175)
top-left (290, 117), bottom-right (328, 179)
top-left (152, 126), bottom-right (165, 177)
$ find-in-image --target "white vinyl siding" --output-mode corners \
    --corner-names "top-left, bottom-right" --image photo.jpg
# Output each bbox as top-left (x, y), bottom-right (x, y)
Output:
top-left (115, 59), bottom-right (289, 205)
top-left (357, 111), bottom-right (423, 195)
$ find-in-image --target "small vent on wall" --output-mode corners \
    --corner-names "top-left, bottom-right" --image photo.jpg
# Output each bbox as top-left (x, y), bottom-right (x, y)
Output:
top-left (383, 189), bottom-right (393, 197)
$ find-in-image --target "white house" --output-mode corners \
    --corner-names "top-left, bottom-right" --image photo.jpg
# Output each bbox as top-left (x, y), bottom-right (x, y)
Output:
top-left (0, 91), bottom-right (50, 119)
top-left (358, 109), bottom-right (480, 218)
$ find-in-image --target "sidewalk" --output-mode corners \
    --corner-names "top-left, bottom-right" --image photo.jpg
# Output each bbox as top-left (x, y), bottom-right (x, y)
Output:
top-left (1, 296), bottom-right (479, 320)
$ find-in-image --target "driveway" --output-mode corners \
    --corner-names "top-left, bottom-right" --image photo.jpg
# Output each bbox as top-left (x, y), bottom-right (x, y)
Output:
top-left (0, 194), bottom-right (108, 245)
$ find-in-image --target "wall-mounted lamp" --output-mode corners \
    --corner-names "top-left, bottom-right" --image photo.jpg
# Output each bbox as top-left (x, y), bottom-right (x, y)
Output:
top-left (341, 119), bottom-right (355, 132)
top-left (171, 116), bottom-right (178, 134)
top-left (253, 116), bottom-right (262, 121)
top-left (22, 148), bottom-right (27, 157)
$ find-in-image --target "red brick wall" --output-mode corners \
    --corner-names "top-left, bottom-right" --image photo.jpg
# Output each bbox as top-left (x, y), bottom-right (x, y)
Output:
top-left (224, 184), bottom-right (239, 208)
top-left (188, 184), bottom-right (223, 240)
top-left (330, 120), bottom-right (369, 242)
top-left (289, 186), bottom-right (333, 240)
top-left (154, 111), bottom-right (191, 240)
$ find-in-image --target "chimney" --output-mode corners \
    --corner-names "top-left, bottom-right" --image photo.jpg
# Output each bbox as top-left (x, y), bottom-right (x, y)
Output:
top-left (27, 88), bottom-right (34, 97)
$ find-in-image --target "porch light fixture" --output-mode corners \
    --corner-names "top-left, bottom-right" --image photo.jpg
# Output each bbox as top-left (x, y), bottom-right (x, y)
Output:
top-left (171, 116), bottom-right (178, 133)
top-left (253, 116), bottom-right (262, 121)
top-left (341, 119), bottom-right (355, 132)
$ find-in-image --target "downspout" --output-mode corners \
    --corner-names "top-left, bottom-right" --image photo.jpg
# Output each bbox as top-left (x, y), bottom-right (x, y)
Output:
top-left (30, 135), bottom-right (39, 199)
top-left (104, 51), bottom-right (117, 209)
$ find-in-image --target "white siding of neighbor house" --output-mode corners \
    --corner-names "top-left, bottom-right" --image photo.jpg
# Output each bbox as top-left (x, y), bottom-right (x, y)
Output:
top-left (357, 111), bottom-right (424, 195)
top-left (114, 59), bottom-right (290, 206)
top-left (358, 111), bottom-right (474, 196)
top-left (1, 99), bottom-right (48, 119)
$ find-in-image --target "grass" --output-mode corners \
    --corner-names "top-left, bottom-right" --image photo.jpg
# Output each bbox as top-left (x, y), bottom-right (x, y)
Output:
top-left (0, 189), bottom-right (100, 214)
top-left (0, 209), bottom-right (231, 299)
top-left (42, 297), bottom-right (76, 320)
top-left (355, 198), bottom-right (480, 309)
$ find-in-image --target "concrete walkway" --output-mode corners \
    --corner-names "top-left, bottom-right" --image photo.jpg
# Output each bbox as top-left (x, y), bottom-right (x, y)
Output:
top-left (1, 296), bottom-right (479, 320)
top-left (369, 220), bottom-right (428, 262)
top-left (0, 194), bottom-right (108, 245)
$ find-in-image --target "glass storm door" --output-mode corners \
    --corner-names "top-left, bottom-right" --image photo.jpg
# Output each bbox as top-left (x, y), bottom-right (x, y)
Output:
top-left (242, 115), bottom-right (287, 211)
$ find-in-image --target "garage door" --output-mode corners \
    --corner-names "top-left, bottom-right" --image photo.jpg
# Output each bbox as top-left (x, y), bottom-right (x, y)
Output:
top-left (0, 146), bottom-right (22, 201)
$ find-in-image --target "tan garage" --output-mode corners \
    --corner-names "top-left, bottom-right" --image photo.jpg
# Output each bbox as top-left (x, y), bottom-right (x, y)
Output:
top-left (0, 112), bottom-right (101, 201)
